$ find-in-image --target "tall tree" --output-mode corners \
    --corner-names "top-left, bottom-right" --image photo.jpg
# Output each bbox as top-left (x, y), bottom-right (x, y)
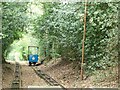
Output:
top-left (2, 2), bottom-right (28, 62)
top-left (34, 2), bottom-right (118, 72)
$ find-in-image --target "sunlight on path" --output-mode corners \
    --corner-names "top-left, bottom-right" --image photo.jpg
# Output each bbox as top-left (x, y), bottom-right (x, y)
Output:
top-left (15, 52), bottom-right (20, 63)
top-left (6, 51), bottom-right (28, 65)
top-left (14, 52), bottom-right (28, 65)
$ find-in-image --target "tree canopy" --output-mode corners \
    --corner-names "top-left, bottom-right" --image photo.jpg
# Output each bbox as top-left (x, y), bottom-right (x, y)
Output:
top-left (2, 2), bottom-right (118, 74)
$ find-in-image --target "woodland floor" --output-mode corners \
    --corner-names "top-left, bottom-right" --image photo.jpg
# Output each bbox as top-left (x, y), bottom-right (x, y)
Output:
top-left (2, 63), bottom-right (15, 88)
top-left (0, 64), bottom-right (2, 90)
top-left (21, 65), bottom-right (48, 88)
top-left (39, 58), bottom-right (118, 88)
top-left (2, 59), bottom-right (118, 88)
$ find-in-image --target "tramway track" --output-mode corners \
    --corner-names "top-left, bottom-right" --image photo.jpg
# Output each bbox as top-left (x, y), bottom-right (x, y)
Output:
top-left (11, 62), bottom-right (21, 89)
top-left (32, 66), bottom-right (67, 90)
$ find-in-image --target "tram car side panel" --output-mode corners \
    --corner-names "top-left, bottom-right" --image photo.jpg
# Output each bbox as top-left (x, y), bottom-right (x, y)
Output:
top-left (29, 54), bottom-right (38, 63)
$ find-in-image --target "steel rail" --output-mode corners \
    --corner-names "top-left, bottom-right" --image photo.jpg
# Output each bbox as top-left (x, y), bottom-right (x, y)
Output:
top-left (32, 66), bottom-right (67, 90)
top-left (11, 62), bottom-right (21, 89)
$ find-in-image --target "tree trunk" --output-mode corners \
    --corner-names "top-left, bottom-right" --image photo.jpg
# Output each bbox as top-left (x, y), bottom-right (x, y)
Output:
top-left (2, 54), bottom-right (6, 63)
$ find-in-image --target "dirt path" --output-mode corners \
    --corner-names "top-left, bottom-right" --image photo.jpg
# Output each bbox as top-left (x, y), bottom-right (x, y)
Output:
top-left (21, 65), bottom-right (48, 88)
top-left (2, 60), bottom-right (118, 89)
top-left (38, 59), bottom-right (118, 88)
top-left (2, 63), bottom-right (15, 88)
top-left (0, 64), bottom-right (2, 90)
top-left (38, 60), bottom-right (78, 88)
top-left (2, 62), bottom-right (49, 89)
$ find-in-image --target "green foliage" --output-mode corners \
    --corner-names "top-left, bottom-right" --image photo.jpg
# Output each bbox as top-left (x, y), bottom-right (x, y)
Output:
top-left (6, 34), bottom-right (39, 61)
top-left (2, 2), bottom-right (28, 59)
top-left (35, 2), bottom-right (84, 60)
top-left (85, 3), bottom-right (118, 72)
top-left (2, 2), bottom-right (118, 74)
top-left (34, 2), bottom-right (118, 73)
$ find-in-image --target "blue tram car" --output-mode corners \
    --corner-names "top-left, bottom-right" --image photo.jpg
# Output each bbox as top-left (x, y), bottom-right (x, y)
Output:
top-left (28, 46), bottom-right (39, 66)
